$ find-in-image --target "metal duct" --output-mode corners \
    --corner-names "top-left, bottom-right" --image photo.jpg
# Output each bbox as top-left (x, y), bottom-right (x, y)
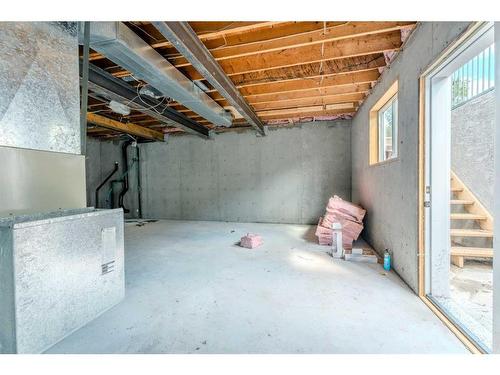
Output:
top-left (81, 22), bottom-right (232, 127)
top-left (82, 62), bottom-right (210, 138)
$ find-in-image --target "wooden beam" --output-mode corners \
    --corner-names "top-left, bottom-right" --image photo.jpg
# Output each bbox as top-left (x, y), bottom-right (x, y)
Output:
top-left (257, 103), bottom-right (356, 117)
top-left (259, 107), bottom-right (357, 121)
top-left (228, 54), bottom-right (386, 87)
top-left (154, 21), bottom-right (289, 48)
top-left (251, 92), bottom-right (365, 111)
top-left (236, 69), bottom-right (380, 97)
top-left (242, 82), bottom-right (373, 104)
top-left (180, 30), bottom-right (402, 79)
top-left (87, 113), bottom-right (165, 141)
top-left (190, 22), bottom-right (278, 37)
top-left (152, 22), bottom-right (340, 50)
top-left (170, 22), bottom-right (415, 67)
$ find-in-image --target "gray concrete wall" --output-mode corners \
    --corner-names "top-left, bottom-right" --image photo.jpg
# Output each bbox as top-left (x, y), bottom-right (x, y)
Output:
top-left (86, 121), bottom-right (351, 224)
top-left (141, 122), bottom-right (351, 224)
top-left (351, 22), bottom-right (471, 292)
top-left (451, 89), bottom-right (495, 213)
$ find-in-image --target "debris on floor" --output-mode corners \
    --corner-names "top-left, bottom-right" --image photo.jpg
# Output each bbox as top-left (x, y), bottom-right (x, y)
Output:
top-left (124, 219), bottom-right (159, 227)
top-left (344, 240), bottom-right (380, 264)
top-left (315, 196), bottom-right (366, 249)
top-left (240, 233), bottom-right (263, 249)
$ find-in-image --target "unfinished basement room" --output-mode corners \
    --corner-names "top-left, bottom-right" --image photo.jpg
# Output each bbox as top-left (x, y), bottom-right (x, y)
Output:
top-left (1, 3), bottom-right (500, 367)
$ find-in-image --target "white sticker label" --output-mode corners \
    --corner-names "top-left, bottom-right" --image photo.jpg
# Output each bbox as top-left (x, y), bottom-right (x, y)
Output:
top-left (101, 227), bottom-right (116, 274)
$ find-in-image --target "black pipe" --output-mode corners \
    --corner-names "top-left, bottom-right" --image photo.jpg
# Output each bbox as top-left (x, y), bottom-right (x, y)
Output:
top-left (136, 145), bottom-right (143, 219)
top-left (95, 162), bottom-right (119, 209)
top-left (109, 180), bottom-right (123, 209)
top-left (118, 140), bottom-right (133, 213)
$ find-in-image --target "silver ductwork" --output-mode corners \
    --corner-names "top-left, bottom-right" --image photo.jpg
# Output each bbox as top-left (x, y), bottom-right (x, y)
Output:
top-left (80, 22), bottom-right (232, 127)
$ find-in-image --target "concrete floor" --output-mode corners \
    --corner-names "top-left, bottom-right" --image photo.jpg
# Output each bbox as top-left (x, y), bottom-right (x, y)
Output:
top-left (47, 220), bottom-right (468, 354)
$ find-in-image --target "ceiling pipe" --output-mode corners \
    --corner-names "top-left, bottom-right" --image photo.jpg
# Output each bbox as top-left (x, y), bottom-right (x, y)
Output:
top-left (79, 22), bottom-right (233, 128)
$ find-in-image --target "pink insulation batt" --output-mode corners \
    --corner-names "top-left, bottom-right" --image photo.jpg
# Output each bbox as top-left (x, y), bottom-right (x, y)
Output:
top-left (240, 233), bottom-right (263, 249)
top-left (315, 196), bottom-right (366, 249)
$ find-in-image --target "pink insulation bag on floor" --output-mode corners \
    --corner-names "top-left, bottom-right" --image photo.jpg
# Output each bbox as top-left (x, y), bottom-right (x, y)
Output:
top-left (316, 196), bottom-right (366, 248)
top-left (240, 233), bottom-right (263, 249)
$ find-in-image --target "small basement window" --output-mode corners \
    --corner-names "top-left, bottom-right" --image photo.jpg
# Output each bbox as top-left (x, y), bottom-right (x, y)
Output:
top-left (369, 80), bottom-right (399, 165)
top-left (378, 95), bottom-right (398, 161)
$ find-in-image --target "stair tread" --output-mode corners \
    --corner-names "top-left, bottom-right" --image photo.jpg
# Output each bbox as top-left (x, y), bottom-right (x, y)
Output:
top-left (450, 246), bottom-right (494, 257)
top-left (451, 187), bottom-right (464, 192)
top-left (450, 229), bottom-right (493, 237)
top-left (450, 199), bottom-right (474, 205)
top-left (450, 213), bottom-right (487, 220)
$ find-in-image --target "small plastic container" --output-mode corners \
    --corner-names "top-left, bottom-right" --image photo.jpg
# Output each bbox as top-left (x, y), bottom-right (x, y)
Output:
top-left (383, 249), bottom-right (391, 271)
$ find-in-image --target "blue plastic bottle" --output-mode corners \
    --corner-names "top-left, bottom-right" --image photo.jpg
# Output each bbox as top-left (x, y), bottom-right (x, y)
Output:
top-left (383, 249), bottom-right (391, 271)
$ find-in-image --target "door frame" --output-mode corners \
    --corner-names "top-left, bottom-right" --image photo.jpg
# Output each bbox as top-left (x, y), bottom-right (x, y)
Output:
top-left (418, 21), bottom-right (495, 354)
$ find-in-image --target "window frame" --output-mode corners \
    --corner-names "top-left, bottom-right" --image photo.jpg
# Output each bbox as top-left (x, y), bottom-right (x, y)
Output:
top-left (369, 80), bottom-right (399, 166)
top-left (377, 94), bottom-right (398, 162)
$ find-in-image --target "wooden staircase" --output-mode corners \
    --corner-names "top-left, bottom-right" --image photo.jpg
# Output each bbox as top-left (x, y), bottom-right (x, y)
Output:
top-left (450, 172), bottom-right (494, 267)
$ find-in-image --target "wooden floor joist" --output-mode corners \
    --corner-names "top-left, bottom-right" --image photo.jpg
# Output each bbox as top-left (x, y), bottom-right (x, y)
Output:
top-left (226, 54), bottom-right (387, 87)
top-left (153, 22), bottom-right (342, 51)
top-left (169, 22), bottom-right (415, 67)
top-left (250, 92), bottom-right (365, 111)
top-left (180, 30), bottom-right (403, 79)
top-left (236, 69), bottom-right (380, 97)
top-left (152, 21), bottom-right (291, 48)
top-left (87, 113), bottom-right (165, 141)
top-left (241, 83), bottom-right (373, 104)
top-left (257, 103), bottom-right (355, 116)
top-left (258, 107), bottom-right (357, 120)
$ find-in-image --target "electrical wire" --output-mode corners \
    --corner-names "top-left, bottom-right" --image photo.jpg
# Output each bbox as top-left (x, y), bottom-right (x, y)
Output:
top-left (109, 74), bottom-right (169, 123)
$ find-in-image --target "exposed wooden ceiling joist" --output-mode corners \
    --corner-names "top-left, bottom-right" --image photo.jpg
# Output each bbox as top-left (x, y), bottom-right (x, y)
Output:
top-left (170, 22), bottom-right (415, 67)
top-left (87, 113), bottom-right (165, 141)
top-left (228, 82), bottom-right (373, 104)
top-left (227, 54), bottom-right (386, 87)
top-left (259, 107), bottom-right (357, 121)
top-left (179, 30), bottom-right (402, 79)
top-left (257, 103), bottom-right (356, 117)
top-left (208, 69), bottom-right (380, 98)
top-left (178, 86), bottom-right (369, 109)
top-left (250, 92), bottom-right (366, 111)
top-left (151, 22), bottom-right (338, 50)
